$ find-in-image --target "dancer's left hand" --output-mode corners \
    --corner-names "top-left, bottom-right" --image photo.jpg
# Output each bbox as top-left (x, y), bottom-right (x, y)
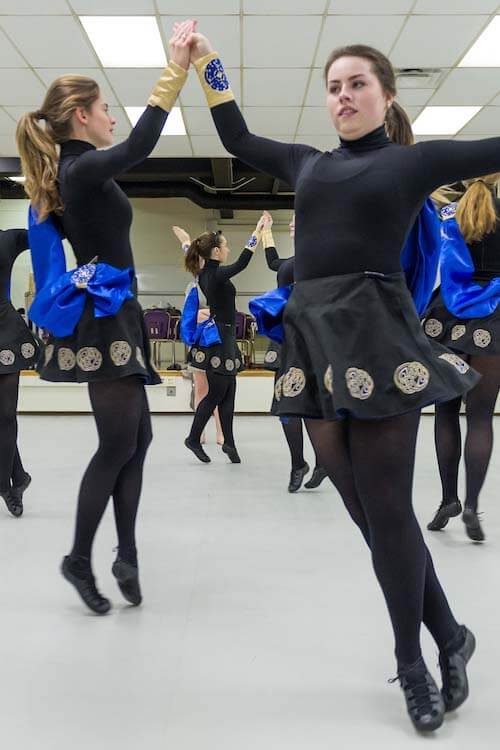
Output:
top-left (172, 225), bottom-right (191, 246)
top-left (169, 19), bottom-right (197, 70)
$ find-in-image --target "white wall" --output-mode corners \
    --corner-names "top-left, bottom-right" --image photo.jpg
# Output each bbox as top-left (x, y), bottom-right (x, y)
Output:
top-left (0, 197), bottom-right (295, 313)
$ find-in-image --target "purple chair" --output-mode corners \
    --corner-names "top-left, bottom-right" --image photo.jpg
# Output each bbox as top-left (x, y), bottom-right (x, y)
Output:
top-left (235, 311), bottom-right (255, 369)
top-left (143, 309), bottom-right (169, 369)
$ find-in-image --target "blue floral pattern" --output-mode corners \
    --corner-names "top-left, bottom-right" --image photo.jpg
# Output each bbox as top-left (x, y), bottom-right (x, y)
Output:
top-left (204, 58), bottom-right (229, 92)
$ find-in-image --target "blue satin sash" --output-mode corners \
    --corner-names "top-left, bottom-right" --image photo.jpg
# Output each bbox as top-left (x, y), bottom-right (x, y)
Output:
top-left (400, 197), bottom-right (442, 316)
top-left (28, 206), bottom-right (134, 337)
top-left (248, 285), bottom-right (292, 343)
top-left (439, 203), bottom-right (500, 318)
top-left (180, 285), bottom-right (222, 347)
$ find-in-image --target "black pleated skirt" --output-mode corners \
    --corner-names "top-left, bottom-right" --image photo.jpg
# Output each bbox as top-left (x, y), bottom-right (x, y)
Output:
top-left (0, 300), bottom-right (39, 374)
top-left (424, 289), bottom-right (500, 356)
top-left (187, 322), bottom-right (243, 376)
top-left (271, 271), bottom-right (480, 421)
top-left (38, 296), bottom-right (161, 384)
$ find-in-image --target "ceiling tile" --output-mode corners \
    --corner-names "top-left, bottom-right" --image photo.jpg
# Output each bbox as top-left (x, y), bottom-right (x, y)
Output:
top-left (0, 108), bottom-right (15, 135)
top-left (405, 105), bottom-right (423, 122)
top-left (0, 134), bottom-right (16, 155)
top-left (488, 90), bottom-right (500, 106)
top-left (0, 29), bottom-right (27, 67)
top-left (245, 0), bottom-right (326, 12)
top-left (0, 1), bottom-right (70, 12)
top-left (180, 68), bottom-right (240, 106)
top-left (72, 0), bottom-right (155, 12)
top-left (316, 15), bottom-right (405, 65)
top-left (160, 16), bottom-right (240, 68)
top-left (157, 0), bottom-right (239, 12)
top-left (244, 16), bottom-right (322, 67)
top-left (297, 107), bottom-right (335, 136)
top-left (430, 69), bottom-right (500, 106)
top-left (458, 106), bottom-right (500, 135)
top-left (243, 107), bottom-right (300, 135)
top-left (4, 104), bottom-right (39, 120)
top-left (305, 68), bottom-right (328, 107)
top-left (183, 107), bottom-right (218, 136)
top-left (190, 135), bottom-right (231, 157)
top-left (244, 69), bottom-right (310, 106)
top-left (413, 0), bottom-right (498, 12)
top-left (36, 69), bottom-right (118, 106)
top-left (396, 89), bottom-right (434, 106)
top-left (328, 0), bottom-right (412, 11)
top-left (104, 68), bottom-right (164, 104)
top-left (1, 16), bottom-right (98, 67)
top-left (391, 15), bottom-right (491, 68)
top-left (0, 70), bottom-right (46, 106)
top-left (150, 135), bottom-right (193, 157)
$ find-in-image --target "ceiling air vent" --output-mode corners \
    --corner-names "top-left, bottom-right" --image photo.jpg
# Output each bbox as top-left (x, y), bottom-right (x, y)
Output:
top-left (396, 68), bottom-right (444, 89)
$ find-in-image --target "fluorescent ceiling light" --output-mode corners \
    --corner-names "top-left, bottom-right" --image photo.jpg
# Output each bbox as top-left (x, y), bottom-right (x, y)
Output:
top-left (80, 16), bottom-right (166, 67)
top-left (412, 106), bottom-right (481, 135)
top-left (8, 175), bottom-right (26, 183)
top-left (459, 16), bottom-right (500, 67)
top-left (125, 106), bottom-right (186, 136)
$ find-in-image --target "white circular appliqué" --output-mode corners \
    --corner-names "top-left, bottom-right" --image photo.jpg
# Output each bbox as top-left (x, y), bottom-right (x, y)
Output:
top-left (345, 367), bottom-right (374, 400)
top-left (0, 349), bottom-right (15, 366)
top-left (110, 341), bottom-right (132, 366)
top-left (473, 329), bottom-right (491, 348)
top-left (438, 352), bottom-right (470, 374)
top-left (424, 318), bottom-right (443, 338)
top-left (393, 361), bottom-right (430, 394)
top-left (57, 347), bottom-right (76, 371)
top-left (21, 342), bottom-right (36, 359)
top-left (324, 365), bottom-right (334, 395)
top-left (77, 347), bottom-right (103, 372)
top-left (282, 367), bottom-right (306, 397)
top-left (451, 325), bottom-right (466, 341)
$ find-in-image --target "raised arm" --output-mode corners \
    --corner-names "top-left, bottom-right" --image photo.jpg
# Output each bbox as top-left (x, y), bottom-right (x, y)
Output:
top-left (68, 21), bottom-right (194, 187)
top-left (261, 211), bottom-right (287, 271)
top-left (417, 138), bottom-right (500, 195)
top-left (189, 35), bottom-right (317, 187)
top-left (215, 215), bottom-right (265, 283)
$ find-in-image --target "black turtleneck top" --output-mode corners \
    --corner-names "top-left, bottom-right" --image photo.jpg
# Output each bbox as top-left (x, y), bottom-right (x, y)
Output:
top-left (58, 105), bottom-right (167, 270)
top-left (265, 247), bottom-right (294, 288)
top-left (198, 249), bottom-right (253, 324)
top-left (0, 229), bottom-right (28, 301)
top-left (468, 197), bottom-right (500, 282)
top-left (210, 101), bottom-right (500, 281)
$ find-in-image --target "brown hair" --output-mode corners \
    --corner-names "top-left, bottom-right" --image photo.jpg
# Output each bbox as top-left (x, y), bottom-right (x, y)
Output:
top-left (323, 44), bottom-right (414, 146)
top-left (16, 75), bottom-right (100, 221)
top-left (184, 231), bottom-right (223, 276)
top-left (455, 175), bottom-right (500, 244)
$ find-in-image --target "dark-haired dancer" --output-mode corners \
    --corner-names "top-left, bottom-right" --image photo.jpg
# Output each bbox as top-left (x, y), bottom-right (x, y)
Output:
top-left (426, 174), bottom-right (500, 542)
top-left (16, 20), bottom-right (193, 614)
top-left (183, 218), bottom-right (263, 464)
top-left (262, 212), bottom-right (327, 492)
top-left (185, 29), bottom-right (500, 730)
top-left (0, 229), bottom-right (38, 517)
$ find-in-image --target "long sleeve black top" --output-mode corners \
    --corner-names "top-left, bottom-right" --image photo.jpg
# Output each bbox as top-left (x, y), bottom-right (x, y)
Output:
top-left (468, 197), bottom-right (500, 282)
top-left (265, 246), bottom-right (294, 288)
top-left (0, 229), bottom-right (29, 301)
top-left (58, 105), bottom-right (168, 270)
top-left (209, 100), bottom-right (500, 282)
top-left (198, 249), bottom-right (253, 324)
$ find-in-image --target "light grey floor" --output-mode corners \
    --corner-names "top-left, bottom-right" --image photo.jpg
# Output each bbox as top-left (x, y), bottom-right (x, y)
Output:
top-left (1, 413), bottom-right (499, 750)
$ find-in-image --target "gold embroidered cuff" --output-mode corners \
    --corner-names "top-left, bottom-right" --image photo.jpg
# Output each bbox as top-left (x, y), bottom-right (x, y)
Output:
top-left (262, 230), bottom-right (275, 248)
top-left (194, 52), bottom-right (235, 108)
top-left (148, 61), bottom-right (188, 112)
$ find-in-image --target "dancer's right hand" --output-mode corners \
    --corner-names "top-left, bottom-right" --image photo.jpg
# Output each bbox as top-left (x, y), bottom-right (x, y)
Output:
top-left (168, 19), bottom-right (197, 70)
top-left (188, 32), bottom-right (214, 64)
top-left (172, 225), bottom-right (191, 247)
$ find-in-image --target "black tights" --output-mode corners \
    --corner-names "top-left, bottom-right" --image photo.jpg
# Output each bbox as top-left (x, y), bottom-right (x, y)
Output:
top-left (435, 355), bottom-right (500, 512)
top-left (306, 413), bottom-right (459, 667)
top-left (0, 373), bottom-right (26, 492)
top-left (188, 371), bottom-right (236, 447)
top-left (281, 417), bottom-right (322, 471)
top-left (70, 376), bottom-right (152, 566)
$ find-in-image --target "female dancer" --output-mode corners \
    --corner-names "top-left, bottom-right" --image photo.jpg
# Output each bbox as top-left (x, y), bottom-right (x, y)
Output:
top-left (262, 212), bottom-right (327, 492)
top-left (16, 20), bottom-right (194, 614)
top-left (173, 224), bottom-right (224, 445)
top-left (0, 229), bottom-right (38, 517)
top-left (186, 31), bottom-right (500, 730)
top-left (426, 174), bottom-right (500, 542)
top-left (183, 217), bottom-right (264, 464)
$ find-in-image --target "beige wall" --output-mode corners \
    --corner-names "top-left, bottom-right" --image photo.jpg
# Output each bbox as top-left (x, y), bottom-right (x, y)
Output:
top-left (0, 197), bottom-right (295, 313)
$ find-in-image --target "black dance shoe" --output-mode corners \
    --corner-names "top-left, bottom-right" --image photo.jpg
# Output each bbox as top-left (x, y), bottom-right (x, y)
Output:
top-left (439, 626), bottom-right (476, 712)
top-left (462, 508), bottom-right (485, 542)
top-left (391, 657), bottom-right (445, 733)
top-left (222, 443), bottom-right (241, 463)
top-left (5, 472), bottom-right (32, 518)
top-left (61, 555), bottom-right (111, 615)
top-left (112, 558), bottom-right (142, 606)
top-left (288, 462), bottom-right (309, 493)
top-left (184, 437), bottom-right (211, 463)
top-left (1, 488), bottom-right (23, 518)
top-left (304, 466), bottom-right (328, 489)
top-left (427, 499), bottom-right (462, 531)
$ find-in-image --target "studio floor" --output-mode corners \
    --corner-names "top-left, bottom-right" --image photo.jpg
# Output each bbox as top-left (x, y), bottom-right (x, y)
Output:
top-left (1, 413), bottom-right (499, 750)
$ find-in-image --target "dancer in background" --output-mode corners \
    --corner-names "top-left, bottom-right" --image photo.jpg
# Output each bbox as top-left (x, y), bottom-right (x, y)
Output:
top-left (0, 228), bottom-right (38, 517)
top-left (186, 27), bottom-right (500, 730)
top-left (183, 217), bottom-right (264, 464)
top-left (173, 223), bottom-right (224, 445)
top-left (262, 211), bottom-right (327, 492)
top-left (426, 174), bottom-right (500, 542)
top-left (16, 20), bottom-right (194, 614)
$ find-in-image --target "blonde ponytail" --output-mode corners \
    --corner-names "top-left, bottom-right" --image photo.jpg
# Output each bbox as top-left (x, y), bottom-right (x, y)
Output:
top-left (455, 175), bottom-right (499, 244)
top-left (385, 101), bottom-right (414, 146)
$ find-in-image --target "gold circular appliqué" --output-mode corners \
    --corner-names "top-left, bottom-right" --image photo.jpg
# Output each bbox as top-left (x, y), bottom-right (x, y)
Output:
top-left (438, 352), bottom-right (469, 374)
top-left (110, 340), bottom-right (132, 366)
top-left (473, 329), bottom-right (491, 348)
top-left (57, 347), bottom-right (76, 371)
top-left (393, 361), bottom-right (430, 394)
top-left (77, 347), bottom-right (103, 372)
top-left (282, 367), bottom-right (306, 398)
top-left (424, 318), bottom-right (443, 338)
top-left (345, 367), bottom-right (374, 400)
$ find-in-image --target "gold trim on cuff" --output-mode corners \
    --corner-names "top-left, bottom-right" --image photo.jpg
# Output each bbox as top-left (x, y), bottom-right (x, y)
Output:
top-left (262, 231), bottom-right (275, 248)
top-left (148, 61), bottom-right (188, 112)
top-left (194, 52), bottom-right (235, 108)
